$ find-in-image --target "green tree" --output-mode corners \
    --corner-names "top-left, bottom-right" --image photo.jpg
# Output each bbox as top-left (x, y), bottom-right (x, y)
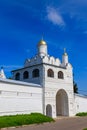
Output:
top-left (73, 81), bottom-right (78, 93)
top-left (8, 77), bottom-right (12, 79)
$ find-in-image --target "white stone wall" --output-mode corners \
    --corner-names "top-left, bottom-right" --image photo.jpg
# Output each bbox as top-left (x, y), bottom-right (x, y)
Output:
top-left (24, 56), bottom-right (42, 67)
top-left (43, 64), bottom-right (74, 117)
top-left (38, 45), bottom-right (47, 56)
top-left (0, 79), bottom-right (42, 116)
top-left (74, 94), bottom-right (87, 115)
top-left (44, 81), bottom-right (74, 117)
top-left (42, 56), bottom-right (61, 66)
top-left (0, 77), bottom-right (87, 117)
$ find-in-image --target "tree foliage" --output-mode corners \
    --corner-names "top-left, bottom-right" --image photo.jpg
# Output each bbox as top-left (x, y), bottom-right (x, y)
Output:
top-left (73, 81), bottom-right (78, 93)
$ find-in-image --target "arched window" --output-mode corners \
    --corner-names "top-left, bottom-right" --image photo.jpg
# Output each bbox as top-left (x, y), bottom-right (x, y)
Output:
top-left (32, 69), bottom-right (39, 78)
top-left (23, 71), bottom-right (29, 79)
top-left (15, 72), bottom-right (20, 80)
top-left (47, 69), bottom-right (54, 77)
top-left (58, 71), bottom-right (64, 79)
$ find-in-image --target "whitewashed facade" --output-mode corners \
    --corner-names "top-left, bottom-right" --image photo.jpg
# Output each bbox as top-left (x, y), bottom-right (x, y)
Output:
top-left (0, 78), bottom-right (42, 116)
top-left (0, 39), bottom-right (87, 118)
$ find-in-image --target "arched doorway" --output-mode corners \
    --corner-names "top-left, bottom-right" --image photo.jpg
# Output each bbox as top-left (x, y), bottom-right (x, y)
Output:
top-left (56, 89), bottom-right (69, 116)
top-left (46, 104), bottom-right (52, 117)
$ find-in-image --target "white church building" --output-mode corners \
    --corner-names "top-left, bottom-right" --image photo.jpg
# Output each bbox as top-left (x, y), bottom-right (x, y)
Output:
top-left (0, 39), bottom-right (87, 118)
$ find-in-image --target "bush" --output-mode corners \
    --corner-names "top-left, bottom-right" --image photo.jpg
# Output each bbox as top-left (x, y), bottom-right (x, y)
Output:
top-left (0, 113), bottom-right (54, 128)
top-left (76, 112), bottom-right (87, 116)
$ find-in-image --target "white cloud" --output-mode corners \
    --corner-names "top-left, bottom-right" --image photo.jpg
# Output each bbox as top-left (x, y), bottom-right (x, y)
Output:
top-left (83, 31), bottom-right (87, 34)
top-left (46, 7), bottom-right (65, 27)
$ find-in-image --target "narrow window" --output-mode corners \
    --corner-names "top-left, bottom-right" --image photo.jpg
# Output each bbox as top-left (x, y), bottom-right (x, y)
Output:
top-left (47, 69), bottom-right (54, 77)
top-left (23, 71), bottom-right (29, 79)
top-left (58, 71), bottom-right (64, 79)
top-left (15, 73), bottom-right (20, 80)
top-left (32, 69), bottom-right (39, 78)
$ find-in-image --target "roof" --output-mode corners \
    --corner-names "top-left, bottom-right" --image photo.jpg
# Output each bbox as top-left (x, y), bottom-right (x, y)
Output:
top-left (12, 62), bottom-right (66, 72)
top-left (0, 78), bottom-right (41, 88)
top-left (75, 93), bottom-right (87, 98)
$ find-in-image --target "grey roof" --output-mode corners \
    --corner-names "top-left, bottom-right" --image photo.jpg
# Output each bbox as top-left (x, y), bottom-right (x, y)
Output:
top-left (75, 93), bottom-right (87, 98)
top-left (0, 78), bottom-right (41, 88)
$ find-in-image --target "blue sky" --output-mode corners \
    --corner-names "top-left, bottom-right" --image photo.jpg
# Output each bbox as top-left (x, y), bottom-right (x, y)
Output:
top-left (0, 0), bottom-right (87, 94)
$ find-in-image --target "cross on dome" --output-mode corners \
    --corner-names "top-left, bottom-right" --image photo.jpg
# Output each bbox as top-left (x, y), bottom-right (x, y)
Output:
top-left (63, 48), bottom-right (68, 56)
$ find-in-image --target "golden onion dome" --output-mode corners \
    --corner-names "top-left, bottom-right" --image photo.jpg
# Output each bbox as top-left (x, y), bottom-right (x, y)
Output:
top-left (38, 40), bottom-right (47, 46)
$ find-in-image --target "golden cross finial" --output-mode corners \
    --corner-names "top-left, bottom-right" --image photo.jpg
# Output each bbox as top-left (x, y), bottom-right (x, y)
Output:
top-left (41, 35), bottom-right (44, 40)
top-left (64, 48), bottom-right (66, 53)
top-left (63, 48), bottom-right (68, 56)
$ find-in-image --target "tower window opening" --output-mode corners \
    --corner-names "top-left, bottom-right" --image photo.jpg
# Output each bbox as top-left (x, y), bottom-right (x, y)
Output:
top-left (32, 69), bottom-right (39, 78)
top-left (23, 71), bottom-right (29, 79)
top-left (15, 73), bottom-right (20, 80)
top-left (58, 71), bottom-right (64, 79)
top-left (47, 69), bottom-right (54, 78)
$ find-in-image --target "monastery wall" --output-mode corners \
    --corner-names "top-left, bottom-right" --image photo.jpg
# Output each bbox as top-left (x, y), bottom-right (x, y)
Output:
top-left (0, 79), bottom-right (42, 116)
top-left (74, 94), bottom-right (87, 114)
